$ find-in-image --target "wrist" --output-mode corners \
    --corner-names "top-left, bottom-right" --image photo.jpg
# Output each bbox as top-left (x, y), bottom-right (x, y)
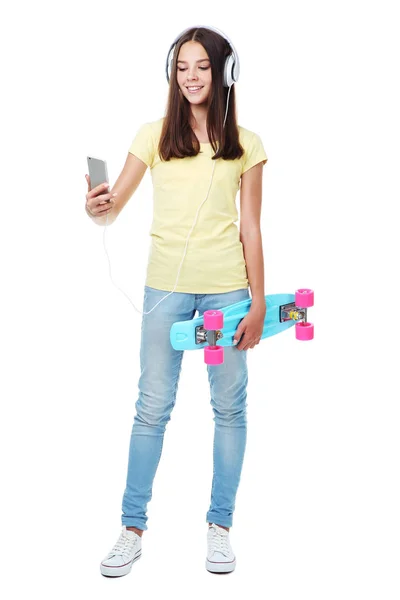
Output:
top-left (85, 204), bottom-right (111, 225)
top-left (250, 296), bottom-right (266, 311)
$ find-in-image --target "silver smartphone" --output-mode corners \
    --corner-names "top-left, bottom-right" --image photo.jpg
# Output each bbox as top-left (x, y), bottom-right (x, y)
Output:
top-left (87, 156), bottom-right (110, 201)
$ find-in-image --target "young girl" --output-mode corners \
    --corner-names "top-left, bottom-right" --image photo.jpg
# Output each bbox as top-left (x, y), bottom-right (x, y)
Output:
top-left (86, 25), bottom-right (268, 576)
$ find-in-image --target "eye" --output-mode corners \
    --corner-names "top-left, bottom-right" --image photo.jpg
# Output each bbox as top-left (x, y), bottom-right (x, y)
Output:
top-left (177, 67), bottom-right (209, 71)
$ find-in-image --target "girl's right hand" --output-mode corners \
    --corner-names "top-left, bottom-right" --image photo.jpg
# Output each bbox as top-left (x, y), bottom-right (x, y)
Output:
top-left (85, 175), bottom-right (117, 217)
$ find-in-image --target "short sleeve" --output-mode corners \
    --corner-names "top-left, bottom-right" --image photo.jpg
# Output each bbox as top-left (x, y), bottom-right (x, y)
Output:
top-left (128, 122), bottom-right (155, 168)
top-left (241, 132), bottom-right (268, 175)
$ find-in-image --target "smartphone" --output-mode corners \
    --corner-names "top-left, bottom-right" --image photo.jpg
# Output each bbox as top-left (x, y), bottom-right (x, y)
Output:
top-left (87, 156), bottom-right (110, 201)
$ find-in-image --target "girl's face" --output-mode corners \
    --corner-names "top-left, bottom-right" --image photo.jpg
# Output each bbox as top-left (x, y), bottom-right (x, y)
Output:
top-left (176, 41), bottom-right (212, 106)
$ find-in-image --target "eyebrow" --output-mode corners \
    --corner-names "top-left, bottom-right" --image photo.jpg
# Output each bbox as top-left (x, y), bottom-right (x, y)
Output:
top-left (177, 58), bottom-right (210, 64)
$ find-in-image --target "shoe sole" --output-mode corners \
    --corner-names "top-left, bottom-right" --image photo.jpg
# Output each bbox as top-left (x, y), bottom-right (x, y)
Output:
top-left (205, 557), bottom-right (236, 573)
top-left (100, 551), bottom-right (142, 577)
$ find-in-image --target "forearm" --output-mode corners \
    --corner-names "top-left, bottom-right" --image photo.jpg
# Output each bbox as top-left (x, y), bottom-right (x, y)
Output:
top-left (240, 230), bottom-right (266, 309)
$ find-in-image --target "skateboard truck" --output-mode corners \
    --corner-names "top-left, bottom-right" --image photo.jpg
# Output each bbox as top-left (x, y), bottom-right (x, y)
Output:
top-left (280, 302), bottom-right (307, 324)
top-left (195, 325), bottom-right (223, 346)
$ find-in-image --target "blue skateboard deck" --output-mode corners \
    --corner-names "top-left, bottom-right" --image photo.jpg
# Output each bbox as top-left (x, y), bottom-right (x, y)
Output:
top-left (170, 293), bottom-right (297, 351)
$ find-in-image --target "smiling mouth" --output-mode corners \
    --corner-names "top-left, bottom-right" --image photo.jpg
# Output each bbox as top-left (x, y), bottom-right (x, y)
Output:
top-left (186, 86), bottom-right (204, 93)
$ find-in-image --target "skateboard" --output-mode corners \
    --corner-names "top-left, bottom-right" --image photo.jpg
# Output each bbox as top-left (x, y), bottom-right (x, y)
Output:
top-left (170, 288), bottom-right (314, 365)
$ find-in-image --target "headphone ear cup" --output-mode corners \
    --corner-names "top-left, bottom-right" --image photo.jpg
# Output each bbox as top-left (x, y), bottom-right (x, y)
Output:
top-left (167, 51), bottom-right (173, 83)
top-left (224, 53), bottom-right (235, 87)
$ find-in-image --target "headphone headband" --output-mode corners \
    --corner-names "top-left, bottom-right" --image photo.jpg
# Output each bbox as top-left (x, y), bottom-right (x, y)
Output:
top-left (165, 24), bottom-right (240, 88)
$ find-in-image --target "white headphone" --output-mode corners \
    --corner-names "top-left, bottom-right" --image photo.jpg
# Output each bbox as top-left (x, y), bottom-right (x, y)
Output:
top-left (165, 24), bottom-right (240, 88)
top-left (104, 26), bottom-right (239, 315)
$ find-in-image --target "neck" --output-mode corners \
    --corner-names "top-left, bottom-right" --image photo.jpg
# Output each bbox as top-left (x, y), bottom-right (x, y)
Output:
top-left (190, 103), bottom-right (208, 130)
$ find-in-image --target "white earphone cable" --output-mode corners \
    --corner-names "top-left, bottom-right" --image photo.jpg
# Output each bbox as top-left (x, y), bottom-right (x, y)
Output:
top-left (102, 85), bottom-right (232, 315)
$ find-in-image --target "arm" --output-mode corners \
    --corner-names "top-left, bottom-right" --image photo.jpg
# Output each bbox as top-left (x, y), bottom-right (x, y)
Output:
top-left (87, 153), bottom-right (148, 225)
top-left (239, 161), bottom-right (266, 311)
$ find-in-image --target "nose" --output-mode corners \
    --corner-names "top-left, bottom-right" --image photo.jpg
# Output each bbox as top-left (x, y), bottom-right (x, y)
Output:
top-left (186, 68), bottom-right (199, 82)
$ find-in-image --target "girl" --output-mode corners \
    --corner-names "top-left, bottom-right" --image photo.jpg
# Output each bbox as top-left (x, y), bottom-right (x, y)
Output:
top-left (86, 25), bottom-right (268, 576)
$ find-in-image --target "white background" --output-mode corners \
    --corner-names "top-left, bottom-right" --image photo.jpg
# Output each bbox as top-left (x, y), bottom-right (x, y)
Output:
top-left (1, 0), bottom-right (399, 598)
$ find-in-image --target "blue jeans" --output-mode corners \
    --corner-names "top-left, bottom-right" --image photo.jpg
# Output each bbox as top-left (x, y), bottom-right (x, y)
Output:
top-left (121, 284), bottom-right (251, 530)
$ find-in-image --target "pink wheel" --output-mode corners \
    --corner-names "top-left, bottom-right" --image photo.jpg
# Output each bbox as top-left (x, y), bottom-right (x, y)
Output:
top-left (295, 288), bottom-right (314, 308)
top-left (204, 310), bottom-right (224, 330)
top-left (204, 345), bottom-right (224, 365)
top-left (296, 321), bottom-right (314, 341)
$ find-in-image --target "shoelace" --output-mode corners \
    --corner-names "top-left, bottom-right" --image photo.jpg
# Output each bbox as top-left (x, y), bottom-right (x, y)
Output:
top-left (208, 527), bottom-right (230, 556)
top-left (110, 532), bottom-right (138, 556)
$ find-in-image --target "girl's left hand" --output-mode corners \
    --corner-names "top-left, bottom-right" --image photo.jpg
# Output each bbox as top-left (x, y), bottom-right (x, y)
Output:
top-left (233, 306), bottom-right (266, 351)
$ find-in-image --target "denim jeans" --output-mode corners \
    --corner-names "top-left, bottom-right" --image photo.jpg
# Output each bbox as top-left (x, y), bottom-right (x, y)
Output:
top-left (121, 284), bottom-right (251, 530)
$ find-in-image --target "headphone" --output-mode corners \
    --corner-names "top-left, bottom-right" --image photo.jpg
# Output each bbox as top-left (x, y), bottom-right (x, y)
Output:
top-left (104, 26), bottom-right (239, 315)
top-left (165, 24), bottom-right (240, 88)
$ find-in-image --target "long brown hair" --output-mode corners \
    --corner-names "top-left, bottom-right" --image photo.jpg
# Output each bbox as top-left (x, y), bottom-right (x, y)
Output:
top-left (158, 27), bottom-right (245, 162)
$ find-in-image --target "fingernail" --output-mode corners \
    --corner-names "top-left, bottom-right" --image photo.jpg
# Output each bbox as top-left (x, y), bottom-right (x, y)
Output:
top-left (233, 340), bottom-right (238, 345)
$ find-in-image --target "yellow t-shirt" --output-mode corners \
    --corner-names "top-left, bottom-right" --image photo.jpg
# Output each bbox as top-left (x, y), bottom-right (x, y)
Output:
top-left (128, 117), bottom-right (268, 294)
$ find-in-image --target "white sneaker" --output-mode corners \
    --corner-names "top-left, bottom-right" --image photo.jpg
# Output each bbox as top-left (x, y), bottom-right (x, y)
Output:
top-left (206, 523), bottom-right (236, 573)
top-left (100, 526), bottom-right (142, 577)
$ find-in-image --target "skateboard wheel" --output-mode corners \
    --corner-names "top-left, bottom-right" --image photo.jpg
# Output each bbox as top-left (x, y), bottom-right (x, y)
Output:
top-left (295, 321), bottom-right (314, 340)
top-left (204, 345), bottom-right (224, 365)
top-left (204, 310), bottom-right (224, 330)
top-left (295, 288), bottom-right (314, 308)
